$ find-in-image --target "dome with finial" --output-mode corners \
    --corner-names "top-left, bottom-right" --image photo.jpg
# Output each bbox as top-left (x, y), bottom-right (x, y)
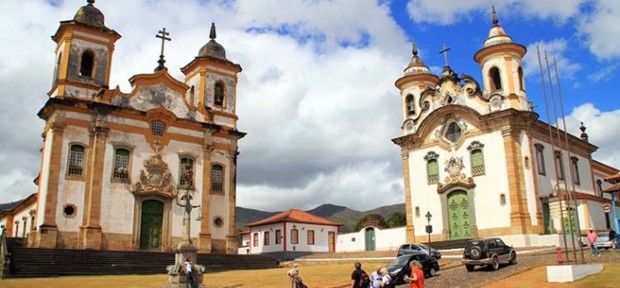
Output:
top-left (483, 6), bottom-right (513, 48)
top-left (73, 0), bottom-right (105, 28)
top-left (404, 42), bottom-right (432, 76)
top-left (198, 23), bottom-right (227, 60)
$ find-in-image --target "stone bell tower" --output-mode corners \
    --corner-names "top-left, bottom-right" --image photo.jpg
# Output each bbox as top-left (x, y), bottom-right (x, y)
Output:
top-left (474, 6), bottom-right (528, 111)
top-left (49, 0), bottom-right (121, 99)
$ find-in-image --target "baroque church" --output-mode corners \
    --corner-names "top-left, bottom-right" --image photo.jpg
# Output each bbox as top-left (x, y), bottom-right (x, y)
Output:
top-left (392, 9), bottom-right (619, 245)
top-left (1, 1), bottom-right (243, 253)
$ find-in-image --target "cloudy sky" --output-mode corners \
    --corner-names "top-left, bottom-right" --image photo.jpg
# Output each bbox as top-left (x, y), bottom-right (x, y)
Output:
top-left (1, 0), bottom-right (619, 212)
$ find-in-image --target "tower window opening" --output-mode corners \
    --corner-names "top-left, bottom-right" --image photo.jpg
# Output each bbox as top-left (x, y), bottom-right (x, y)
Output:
top-left (518, 67), bottom-right (525, 91)
top-left (214, 81), bottom-right (225, 107)
top-left (489, 67), bottom-right (502, 91)
top-left (405, 94), bottom-right (415, 116)
top-left (79, 50), bottom-right (95, 78)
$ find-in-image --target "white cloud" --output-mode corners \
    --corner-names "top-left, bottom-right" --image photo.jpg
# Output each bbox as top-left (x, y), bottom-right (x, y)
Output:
top-left (577, 0), bottom-right (620, 59)
top-left (406, 0), bottom-right (586, 25)
top-left (522, 39), bottom-right (580, 79)
top-left (563, 103), bottom-right (620, 168)
top-left (0, 0), bottom-right (411, 211)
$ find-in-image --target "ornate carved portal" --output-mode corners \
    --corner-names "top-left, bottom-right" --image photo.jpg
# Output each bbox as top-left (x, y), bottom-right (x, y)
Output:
top-left (131, 153), bottom-right (175, 251)
top-left (132, 153), bottom-right (175, 199)
top-left (437, 156), bottom-right (475, 193)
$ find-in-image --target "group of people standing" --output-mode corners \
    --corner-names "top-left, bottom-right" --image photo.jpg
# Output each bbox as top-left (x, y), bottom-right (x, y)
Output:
top-left (351, 261), bottom-right (425, 288)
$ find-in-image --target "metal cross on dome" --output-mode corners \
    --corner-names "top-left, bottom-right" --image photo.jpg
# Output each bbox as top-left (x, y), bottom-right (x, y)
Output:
top-left (439, 43), bottom-right (451, 67)
top-left (155, 28), bottom-right (172, 71)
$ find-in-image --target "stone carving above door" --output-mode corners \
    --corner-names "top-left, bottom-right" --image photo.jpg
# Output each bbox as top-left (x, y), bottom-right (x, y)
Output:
top-left (132, 153), bottom-right (175, 199)
top-left (438, 156), bottom-right (475, 193)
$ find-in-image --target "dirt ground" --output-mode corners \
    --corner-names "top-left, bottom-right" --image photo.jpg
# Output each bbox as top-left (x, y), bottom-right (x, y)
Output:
top-left (480, 263), bottom-right (620, 288)
top-left (0, 261), bottom-right (382, 288)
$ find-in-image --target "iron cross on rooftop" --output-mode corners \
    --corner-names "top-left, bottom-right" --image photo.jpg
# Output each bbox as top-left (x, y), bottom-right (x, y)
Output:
top-left (439, 44), bottom-right (451, 67)
top-left (155, 28), bottom-right (172, 71)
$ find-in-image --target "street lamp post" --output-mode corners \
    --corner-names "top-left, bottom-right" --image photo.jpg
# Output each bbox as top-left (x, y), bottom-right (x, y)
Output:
top-left (425, 211), bottom-right (432, 256)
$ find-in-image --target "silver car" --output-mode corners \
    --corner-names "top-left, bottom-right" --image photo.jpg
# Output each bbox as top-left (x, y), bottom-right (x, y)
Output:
top-left (397, 243), bottom-right (442, 259)
top-left (594, 232), bottom-right (614, 249)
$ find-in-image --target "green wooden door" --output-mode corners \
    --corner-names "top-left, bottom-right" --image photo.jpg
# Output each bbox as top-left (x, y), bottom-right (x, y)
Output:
top-left (542, 202), bottom-right (553, 234)
top-left (364, 228), bottom-right (376, 251)
top-left (447, 191), bottom-right (472, 239)
top-left (140, 200), bottom-right (164, 250)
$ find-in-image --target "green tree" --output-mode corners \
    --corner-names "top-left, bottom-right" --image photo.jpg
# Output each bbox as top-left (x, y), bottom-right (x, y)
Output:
top-left (387, 212), bottom-right (406, 228)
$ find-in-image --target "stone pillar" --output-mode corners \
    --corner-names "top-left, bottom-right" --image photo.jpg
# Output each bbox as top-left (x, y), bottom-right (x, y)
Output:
top-left (198, 134), bottom-right (213, 253)
top-left (401, 149), bottom-right (416, 243)
top-left (226, 146), bottom-right (239, 254)
top-left (79, 118), bottom-right (108, 250)
top-left (35, 121), bottom-right (65, 248)
top-left (502, 129), bottom-right (533, 234)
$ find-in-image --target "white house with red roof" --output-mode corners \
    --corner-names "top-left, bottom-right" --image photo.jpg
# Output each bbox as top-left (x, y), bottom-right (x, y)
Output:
top-left (242, 209), bottom-right (340, 254)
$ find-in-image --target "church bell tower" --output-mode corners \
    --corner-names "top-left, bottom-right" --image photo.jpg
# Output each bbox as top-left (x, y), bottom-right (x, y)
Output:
top-left (474, 7), bottom-right (528, 111)
top-left (49, 0), bottom-right (121, 99)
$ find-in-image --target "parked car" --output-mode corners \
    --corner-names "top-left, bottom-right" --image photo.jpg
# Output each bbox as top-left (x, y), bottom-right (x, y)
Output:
top-left (387, 251), bottom-right (440, 284)
top-left (594, 232), bottom-right (614, 249)
top-left (397, 243), bottom-right (442, 259)
top-left (462, 238), bottom-right (517, 271)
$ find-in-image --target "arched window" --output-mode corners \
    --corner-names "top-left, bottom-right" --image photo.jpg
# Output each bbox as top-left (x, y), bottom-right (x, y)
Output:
top-left (570, 157), bottom-right (580, 185)
top-left (211, 164), bottom-right (224, 193)
top-left (445, 122), bottom-right (462, 143)
top-left (189, 85), bottom-right (195, 105)
top-left (151, 120), bottom-right (166, 136)
top-left (554, 151), bottom-right (565, 181)
top-left (426, 159), bottom-right (439, 184)
top-left (534, 144), bottom-right (546, 175)
top-left (405, 94), bottom-right (415, 116)
top-left (518, 67), bottom-right (525, 91)
top-left (470, 149), bottom-right (485, 176)
top-left (67, 144), bottom-right (85, 176)
top-left (489, 67), bottom-right (502, 91)
top-left (79, 50), bottom-right (95, 78)
top-left (214, 81), bottom-right (225, 107)
top-left (179, 156), bottom-right (194, 188)
top-left (112, 148), bottom-right (130, 182)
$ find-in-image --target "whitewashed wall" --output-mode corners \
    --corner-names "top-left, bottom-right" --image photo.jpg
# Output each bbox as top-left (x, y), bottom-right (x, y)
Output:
top-left (336, 227), bottom-right (406, 252)
top-left (248, 222), bottom-right (338, 254)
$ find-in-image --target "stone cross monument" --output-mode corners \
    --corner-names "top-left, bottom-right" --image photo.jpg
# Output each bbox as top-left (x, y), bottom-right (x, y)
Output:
top-left (164, 164), bottom-right (206, 288)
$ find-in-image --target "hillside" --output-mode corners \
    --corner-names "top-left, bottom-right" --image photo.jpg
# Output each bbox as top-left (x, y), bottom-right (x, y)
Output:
top-left (236, 203), bottom-right (405, 233)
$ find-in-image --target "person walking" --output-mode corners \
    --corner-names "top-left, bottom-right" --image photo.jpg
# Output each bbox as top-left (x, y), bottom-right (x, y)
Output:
top-left (183, 259), bottom-right (194, 288)
top-left (370, 265), bottom-right (382, 288)
top-left (379, 267), bottom-right (394, 288)
top-left (351, 262), bottom-right (370, 288)
top-left (407, 261), bottom-right (425, 288)
top-left (609, 228), bottom-right (617, 250)
top-left (587, 229), bottom-right (600, 256)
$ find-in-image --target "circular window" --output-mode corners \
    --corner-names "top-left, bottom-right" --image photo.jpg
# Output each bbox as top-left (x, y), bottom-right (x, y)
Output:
top-left (213, 217), bottom-right (224, 227)
top-left (63, 204), bottom-right (76, 217)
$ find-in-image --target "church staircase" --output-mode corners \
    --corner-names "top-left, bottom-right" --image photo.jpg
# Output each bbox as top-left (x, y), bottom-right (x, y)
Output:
top-left (2, 237), bottom-right (278, 277)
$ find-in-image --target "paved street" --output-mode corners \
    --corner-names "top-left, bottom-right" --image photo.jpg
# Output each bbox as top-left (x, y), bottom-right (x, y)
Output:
top-left (396, 249), bottom-right (620, 288)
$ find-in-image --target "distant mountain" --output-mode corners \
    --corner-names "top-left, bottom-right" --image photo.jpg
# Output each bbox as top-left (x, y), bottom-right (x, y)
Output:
top-left (236, 203), bottom-right (405, 233)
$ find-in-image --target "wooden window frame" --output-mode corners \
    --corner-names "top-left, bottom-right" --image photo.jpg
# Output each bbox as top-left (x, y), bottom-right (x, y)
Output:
top-left (307, 230), bottom-right (315, 245)
top-left (66, 143), bottom-right (86, 179)
top-left (253, 232), bottom-right (258, 247)
top-left (554, 151), bottom-right (565, 181)
top-left (264, 231), bottom-right (270, 246)
top-left (112, 147), bottom-right (131, 183)
top-left (291, 228), bottom-right (299, 245)
top-left (275, 229), bottom-right (282, 245)
top-left (534, 144), bottom-right (546, 176)
top-left (570, 156), bottom-right (580, 185)
top-left (210, 163), bottom-right (225, 194)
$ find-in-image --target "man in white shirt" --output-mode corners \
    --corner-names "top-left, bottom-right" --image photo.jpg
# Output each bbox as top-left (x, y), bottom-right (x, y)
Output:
top-left (370, 265), bottom-right (382, 288)
top-left (183, 259), bottom-right (194, 288)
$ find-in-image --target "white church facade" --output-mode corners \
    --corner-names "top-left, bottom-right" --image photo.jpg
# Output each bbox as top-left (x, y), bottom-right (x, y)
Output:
top-left (1, 1), bottom-right (244, 254)
top-left (392, 9), bottom-right (619, 246)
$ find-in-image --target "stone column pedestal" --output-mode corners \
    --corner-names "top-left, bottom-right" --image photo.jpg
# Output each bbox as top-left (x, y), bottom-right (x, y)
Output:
top-left (164, 243), bottom-right (206, 288)
top-left (34, 224), bottom-right (58, 248)
top-left (197, 233), bottom-right (212, 253)
top-left (80, 226), bottom-right (103, 250)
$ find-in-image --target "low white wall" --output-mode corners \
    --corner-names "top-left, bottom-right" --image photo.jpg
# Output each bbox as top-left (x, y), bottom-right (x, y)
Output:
top-left (494, 234), bottom-right (582, 248)
top-left (547, 264), bottom-right (603, 282)
top-left (336, 227), bottom-right (406, 252)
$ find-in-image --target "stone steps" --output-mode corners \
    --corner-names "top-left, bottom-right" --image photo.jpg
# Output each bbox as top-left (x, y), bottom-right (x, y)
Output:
top-left (4, 237), bottom-right (279, 277)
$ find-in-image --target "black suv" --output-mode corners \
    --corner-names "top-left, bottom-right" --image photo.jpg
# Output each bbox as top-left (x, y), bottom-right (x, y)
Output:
top-left (462, 238), bottom-right (517, 271)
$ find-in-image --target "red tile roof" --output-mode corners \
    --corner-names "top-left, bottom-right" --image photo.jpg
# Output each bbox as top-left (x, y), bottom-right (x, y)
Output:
top-left (247, 209), bottom-right (341, 227)
top-left (603, 182), bottom-right (620, 193)
top-left (604, 173), bottom-right (620, 183)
